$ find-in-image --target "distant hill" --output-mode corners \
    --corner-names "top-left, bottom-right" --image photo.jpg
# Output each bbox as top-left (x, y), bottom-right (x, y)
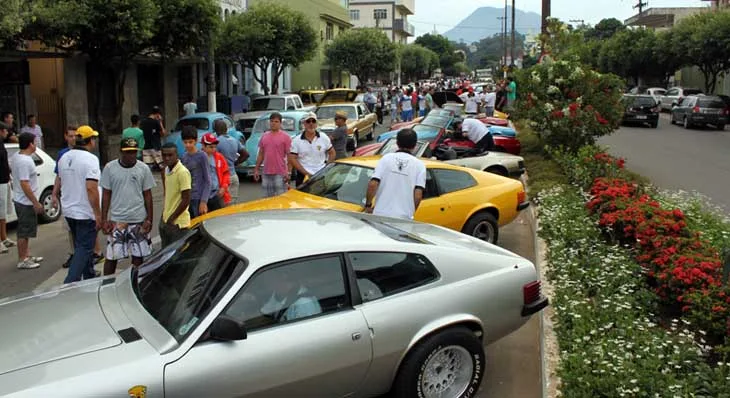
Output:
top-left (443, 6), bottom-right (542, 44)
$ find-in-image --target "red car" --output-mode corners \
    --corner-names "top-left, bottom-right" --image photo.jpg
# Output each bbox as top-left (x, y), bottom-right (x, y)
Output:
top-left (356, 129), bottom-right (521, 156)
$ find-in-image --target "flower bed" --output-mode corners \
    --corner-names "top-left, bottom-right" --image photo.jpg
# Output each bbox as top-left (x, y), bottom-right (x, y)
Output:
top-left (537, 144), bottom-right (730, 395)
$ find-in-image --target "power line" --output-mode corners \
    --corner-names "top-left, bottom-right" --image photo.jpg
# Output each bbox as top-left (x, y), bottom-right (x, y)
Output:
top-left (410, 19), bottom-right (542, 31)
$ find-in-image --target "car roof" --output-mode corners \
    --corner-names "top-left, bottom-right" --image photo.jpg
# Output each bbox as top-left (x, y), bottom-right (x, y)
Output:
top-left (181, 112), bottom-right (229, 120)
top-left (337, 155), bottom-right (465, 170)
top-left (202, 209), bottom-right (427, 265)
top-left (255, 110), bottom-right (310, 120)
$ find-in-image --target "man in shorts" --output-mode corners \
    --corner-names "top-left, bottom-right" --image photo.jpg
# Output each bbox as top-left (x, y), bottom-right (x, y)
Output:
top-left (141, 106), bottom-right (166, 171)
top-left (100, 138), bottom-right (155, 275)
top-left (10, 133), bottom-right (44, 269)
top-left (0, 121), bottom-right (15, 254)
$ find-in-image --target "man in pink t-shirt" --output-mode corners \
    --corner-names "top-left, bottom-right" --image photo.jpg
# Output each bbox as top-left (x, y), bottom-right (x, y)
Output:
top-left (254, 112), bottom-right (292, 197)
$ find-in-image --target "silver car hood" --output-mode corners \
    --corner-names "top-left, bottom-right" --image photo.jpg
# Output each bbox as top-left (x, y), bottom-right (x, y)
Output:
top-left (0, 279), bottom-right (121, 375)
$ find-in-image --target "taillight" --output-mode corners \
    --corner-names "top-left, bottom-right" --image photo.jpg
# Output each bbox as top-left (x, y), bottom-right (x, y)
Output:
top-left (692, 106), bottom-right (700, 113)
top-left (724, 107), bottom-right (730, 115)
top-left (517, 191), bottom-right (526, 204)
top-left (651, 107), bottom-right (659, 113)
top-left (523, 281), bottom-right (541, 305)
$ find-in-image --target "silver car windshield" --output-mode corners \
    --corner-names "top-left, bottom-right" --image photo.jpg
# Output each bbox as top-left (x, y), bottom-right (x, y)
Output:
top-left (133, 229), bottom-right (247, 342)
top-left (377, 138), bottom-right (427, 156)
top-left (298, 163), bottom-right (373, 206)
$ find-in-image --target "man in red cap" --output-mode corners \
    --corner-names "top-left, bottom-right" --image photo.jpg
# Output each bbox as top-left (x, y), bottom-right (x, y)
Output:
top-left (200, 133), bottom-right (230, 210)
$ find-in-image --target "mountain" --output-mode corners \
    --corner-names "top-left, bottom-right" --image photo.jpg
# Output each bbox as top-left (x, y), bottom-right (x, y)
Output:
top-left (442, 6), bottom-right (542, 44)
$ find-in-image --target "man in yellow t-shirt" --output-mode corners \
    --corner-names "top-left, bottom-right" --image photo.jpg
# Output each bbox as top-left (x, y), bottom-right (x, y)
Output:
top-left (159, 143), bottom-right (191, 247)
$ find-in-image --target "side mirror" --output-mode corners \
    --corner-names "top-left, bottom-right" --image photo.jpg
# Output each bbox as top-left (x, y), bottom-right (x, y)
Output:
top-left (209, 315), bottom-right (247, 341)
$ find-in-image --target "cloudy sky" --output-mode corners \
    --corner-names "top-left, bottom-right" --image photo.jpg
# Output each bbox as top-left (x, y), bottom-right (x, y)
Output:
top-left (411, 0), bottom-right (709, 37)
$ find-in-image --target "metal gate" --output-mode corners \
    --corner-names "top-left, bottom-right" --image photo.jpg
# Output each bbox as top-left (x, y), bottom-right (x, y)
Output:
top-left (34, 92), bottom-right (65, 148)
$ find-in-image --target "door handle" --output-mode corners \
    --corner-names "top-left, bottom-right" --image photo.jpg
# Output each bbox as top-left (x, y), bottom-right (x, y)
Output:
top-left (440, 207), bottom-right (446, 211)
top-left (351, 332), bottom-right (362, 341)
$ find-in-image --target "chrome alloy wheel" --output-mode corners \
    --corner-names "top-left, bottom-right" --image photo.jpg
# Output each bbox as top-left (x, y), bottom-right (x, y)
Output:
top-left (420, 345), bottom-right (474, 398)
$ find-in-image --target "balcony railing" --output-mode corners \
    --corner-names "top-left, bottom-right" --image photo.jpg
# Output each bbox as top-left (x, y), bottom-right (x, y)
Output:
top-left (394, 19), bottom-right (415, 36)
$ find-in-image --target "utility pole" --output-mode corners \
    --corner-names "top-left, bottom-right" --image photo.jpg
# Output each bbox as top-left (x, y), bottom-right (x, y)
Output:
top-left (498, 16), bottom-right (506, 67)
top-left (634, 0), bottom-right (648, 14)
top-left (510, 0), bottom-right (516, 68)
top-left (503, 0), bottom-right (508, 71)
top-left (541, 0), bottom-right (551, 57)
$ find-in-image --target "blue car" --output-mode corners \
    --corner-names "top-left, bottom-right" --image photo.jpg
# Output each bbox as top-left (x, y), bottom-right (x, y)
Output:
top-left (165, 112), bottom-right (245, 156)
top-left (237, 111), bottom-right (309, 175)
top-left (377, 110), bottom-right (457, 143)
top-left (487, 125), bottom-right (517, 137)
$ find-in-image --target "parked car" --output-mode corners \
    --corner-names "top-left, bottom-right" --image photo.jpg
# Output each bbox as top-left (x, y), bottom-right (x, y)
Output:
top-left (299, 90), bottom-right (325, 106)
top-left (0, 207), bottom-right (548, 396)
top-left (237, 111), bottom-right (308, 176)
top-left (670, 95), bottom-right (728, 130)
top-left (5, 144), bottom-right (60, 223)
top-left (233, 94), bottom-right (315, 138)
top-left (165, 112), bottom-right (245, 157)
top-left (376, 136), bottom-right (525, 178)
top-left (315, 89), bottom-right (377, 151)
top-left (197, 156), bottom-right (529, 244)
top-left (621, 94), bottom-right (660, 128)
top-left (658, 87), bottom-right (703, 112)
top-left (645, 87), bottom-right (667, 104)
top-left (378, 111), bottom-right (456, 143)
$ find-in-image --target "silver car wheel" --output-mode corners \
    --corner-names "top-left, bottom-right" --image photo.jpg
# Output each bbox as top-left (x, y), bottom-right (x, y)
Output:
top-left (420, 345), bottom-right (473, 398)
top-left (41, 190), bottom-right (60, 221)
top-left (472, 220), bottom-right (495, 241)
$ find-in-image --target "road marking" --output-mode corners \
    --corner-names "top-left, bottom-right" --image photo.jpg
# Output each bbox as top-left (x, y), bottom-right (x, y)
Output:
top-left (34, 235), bottom-right (162, 291)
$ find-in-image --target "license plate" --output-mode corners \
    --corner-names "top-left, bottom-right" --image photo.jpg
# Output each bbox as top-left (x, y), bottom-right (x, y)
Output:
top-left (635, 115), bottom-right (647, 119)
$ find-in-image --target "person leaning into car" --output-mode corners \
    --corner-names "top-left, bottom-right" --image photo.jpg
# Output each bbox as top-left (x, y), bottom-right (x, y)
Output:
top-left (364, 128), bottom-right (426, 220)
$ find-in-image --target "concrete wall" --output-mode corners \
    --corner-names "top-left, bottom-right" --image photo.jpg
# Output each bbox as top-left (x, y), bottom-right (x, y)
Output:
top-left (163, 64), bottom-right (179, 124)
top-left (63, 56), bottom-right (89, 127)
top-left (121, 64), bottom-right (138, 129)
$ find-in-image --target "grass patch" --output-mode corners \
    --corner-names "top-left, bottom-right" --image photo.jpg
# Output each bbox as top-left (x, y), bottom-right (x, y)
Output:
top-left (516, 121), bottom-right (569, 198)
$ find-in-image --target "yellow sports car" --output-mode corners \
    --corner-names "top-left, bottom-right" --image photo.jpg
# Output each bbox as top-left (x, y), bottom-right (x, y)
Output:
top-left (195, 157), bottom-right (529, 243)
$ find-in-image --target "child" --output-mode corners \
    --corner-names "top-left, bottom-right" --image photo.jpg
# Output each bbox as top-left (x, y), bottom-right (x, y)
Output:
top-left (180, 126), bottom-right (211, 218)
top-left (201, 133), bottom-right (231, 209)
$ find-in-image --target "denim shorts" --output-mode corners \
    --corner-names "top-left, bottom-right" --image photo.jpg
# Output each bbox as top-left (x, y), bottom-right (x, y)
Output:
top-left (261, 174), bottom-right (287, 197)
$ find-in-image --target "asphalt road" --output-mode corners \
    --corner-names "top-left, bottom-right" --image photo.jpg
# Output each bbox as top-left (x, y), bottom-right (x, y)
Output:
top-left (0, 113), bottom-right (542, 397)
top-left (599, 113), bottom-right (730, 213)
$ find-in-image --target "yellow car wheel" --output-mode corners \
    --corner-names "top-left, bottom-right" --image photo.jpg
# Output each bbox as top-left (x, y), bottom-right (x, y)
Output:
top-left (462, 211), bottom-right (499, 244)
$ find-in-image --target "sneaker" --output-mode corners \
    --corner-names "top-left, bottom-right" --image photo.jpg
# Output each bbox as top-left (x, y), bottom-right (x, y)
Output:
top-left (0, 243), bottom-right (7, 254)
top-left (17, 259), bottom-right (40, 269)
top-left (29, 256), bottom-right (44, 263)
top-left (3, 239), bottom-right (16, 247)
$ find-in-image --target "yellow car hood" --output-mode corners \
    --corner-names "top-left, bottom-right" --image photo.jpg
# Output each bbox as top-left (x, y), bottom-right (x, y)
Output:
top-left (192, 189), bottom-right (362, 226)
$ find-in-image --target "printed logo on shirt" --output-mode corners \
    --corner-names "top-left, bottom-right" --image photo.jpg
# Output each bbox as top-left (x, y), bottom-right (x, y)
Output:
top-left (396, 157), bottom-right (408, 171)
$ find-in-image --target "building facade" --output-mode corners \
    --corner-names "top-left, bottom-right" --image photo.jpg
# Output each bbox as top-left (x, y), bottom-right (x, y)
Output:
top-left (252, 0), bottom-right (352, 91)
top-left (348, 0), bottom-right (415, 44)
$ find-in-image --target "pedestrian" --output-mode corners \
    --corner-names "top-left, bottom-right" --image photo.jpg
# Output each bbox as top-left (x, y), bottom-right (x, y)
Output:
top-left (483, 86), bottom-right (497, 117)
top-left (52, 126), bottom-right (105, 268)
top-left (418, 90), bottom-right (427, 117)
top-left (183, 96), bottom-right (197, 116)
top-left (390, 89), bottom-right (400, 123)
top-left (375, 91), bottom-right (384, 125)
top-left (214, 119), bottom-right (248, 204)
top-left (495, 82), bottom-right (507, 111)
top-left (9, 133), bottom-right (44, 269)
top-left (253, 112), bottom-right (291, 196)
top-left (141, 106), bottom-right (167, 171)
top-left (200, 133), bottom-right (230, 209)
top-left (159, 143), bottom-right (191, 247)
top-left (506, 76), bottom-right (517, 109)
top-left (57, 125), bottom-right (102, 283)
top-left (364, 87), bottom-right (377, 113)
top-left (400, 90), bottom-right (414, 122)
top-left (289, 112), bottom-right (335, 187)
top-left (465, 90), bottom-right (479, 116)
top-left (241, 91), bottom-right (251, 113)
top-left (327, 111), bottom-right (349, 160)
top-left (100, 138), bottom-right (155, 275)
top-left (364, 128), bottom-right (426, 219)
top-left (20, 114), bottom-right (43, 149)
top-left (0, 121), bottom-right (14, 254)
top-left (181, 126), bottom-right (211, 218)
top-left (425, 87), bottom-right (435, 114)
top-left (122, 114), bottom-right (145, 160)
top-left (1, 112), bottom-right (17, 143)
top-left (454, 118), bottom-right (495, 153)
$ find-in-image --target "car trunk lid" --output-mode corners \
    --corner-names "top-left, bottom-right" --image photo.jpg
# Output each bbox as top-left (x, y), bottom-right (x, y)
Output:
top-left (318, 89), bottom-right (358, 105)
top-left (0, 279), bottom-right (121, 375)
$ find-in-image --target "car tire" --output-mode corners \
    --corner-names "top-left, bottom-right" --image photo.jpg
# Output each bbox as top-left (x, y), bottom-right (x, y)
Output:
top-left (462, 211), bottom-right (499, 244)
top-left (683, 117), bottom-right (691, 129)
top-left (39, 189), bottom-right (60, 223)
top-left (717, 124), bottom-right (725, 131)
top-left (485, 166), bottom-right (508, 177)
top-left (392, 327), bottom-right (485, 398)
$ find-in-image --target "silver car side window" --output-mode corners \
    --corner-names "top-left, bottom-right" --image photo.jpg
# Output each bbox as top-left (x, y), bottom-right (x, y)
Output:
top-left (223, 255), bottom-right (348, 331)
top-left (348, 252), bottom-right (439, 303)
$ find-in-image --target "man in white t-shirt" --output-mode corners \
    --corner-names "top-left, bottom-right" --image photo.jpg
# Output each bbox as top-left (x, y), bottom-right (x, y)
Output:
top-left (289, 112), bottom-right (335, 186)
top-left (10, 133), bottom-right (44, 269)
top-left (464, 91), bottom-right (480, 115)
top-left (455, 118), bottom-right (494, 153)
top-left (365, 128), bottom-right (426, 219)
top-left (482, 86), bottom-right (497, 117)
top-left (57, 125), bottom-right (102, 283)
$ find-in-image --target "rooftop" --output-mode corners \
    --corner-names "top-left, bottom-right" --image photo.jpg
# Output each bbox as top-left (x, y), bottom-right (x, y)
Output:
top-left (624, 7), bottom-right (707, 28)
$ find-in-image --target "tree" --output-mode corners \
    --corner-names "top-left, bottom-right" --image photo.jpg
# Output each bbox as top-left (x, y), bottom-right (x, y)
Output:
top-left (147, 0), bottom-right (220, 62)
top-left (415, 33), bottom-right (458, 75)
top-left (0, 0), bottom-right (29, 48)
top-left (325, 28), bottom-right (396, 84)
top-left (217, 3), bottom-right (317, 95)
top-left (584, 18), bottom-right (625, 41)
top-left (399, 44), bottom-right (438, 81)
top-left (29, 0), bottom-right (157, 161)
top-left (671, 10), bottom-right (730, 93)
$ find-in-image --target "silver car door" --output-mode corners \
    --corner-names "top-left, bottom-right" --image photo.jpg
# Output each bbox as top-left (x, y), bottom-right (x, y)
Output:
top-left (164, 254), bottom-right (372, 398)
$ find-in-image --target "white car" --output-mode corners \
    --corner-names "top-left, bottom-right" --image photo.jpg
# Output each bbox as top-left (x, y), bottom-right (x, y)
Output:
top-left (0, 209), bottom-right (547, 397)
top-left (6, 144), bottom-right (60, 223)
top-left (645, 87), bottom-right (667, 104)
top-left (659, 87), bottom-right (703, 111)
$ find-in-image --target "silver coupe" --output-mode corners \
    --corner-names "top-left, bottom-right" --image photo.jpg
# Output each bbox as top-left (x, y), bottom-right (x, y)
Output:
top-left (0, 209), bottom-right (547, 398)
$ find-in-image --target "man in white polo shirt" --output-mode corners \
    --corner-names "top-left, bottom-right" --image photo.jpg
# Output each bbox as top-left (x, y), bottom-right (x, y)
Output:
top-left (456, 118), bottom-right (495, 153)
top-left (364, 128), bottom-right (426, 219)
top-left (289, 112), bottom-right (335, 186)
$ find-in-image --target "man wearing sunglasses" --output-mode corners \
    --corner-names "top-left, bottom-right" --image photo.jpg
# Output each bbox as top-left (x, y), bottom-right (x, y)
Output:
top-left (289, 112), bottom-right (335, 187)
